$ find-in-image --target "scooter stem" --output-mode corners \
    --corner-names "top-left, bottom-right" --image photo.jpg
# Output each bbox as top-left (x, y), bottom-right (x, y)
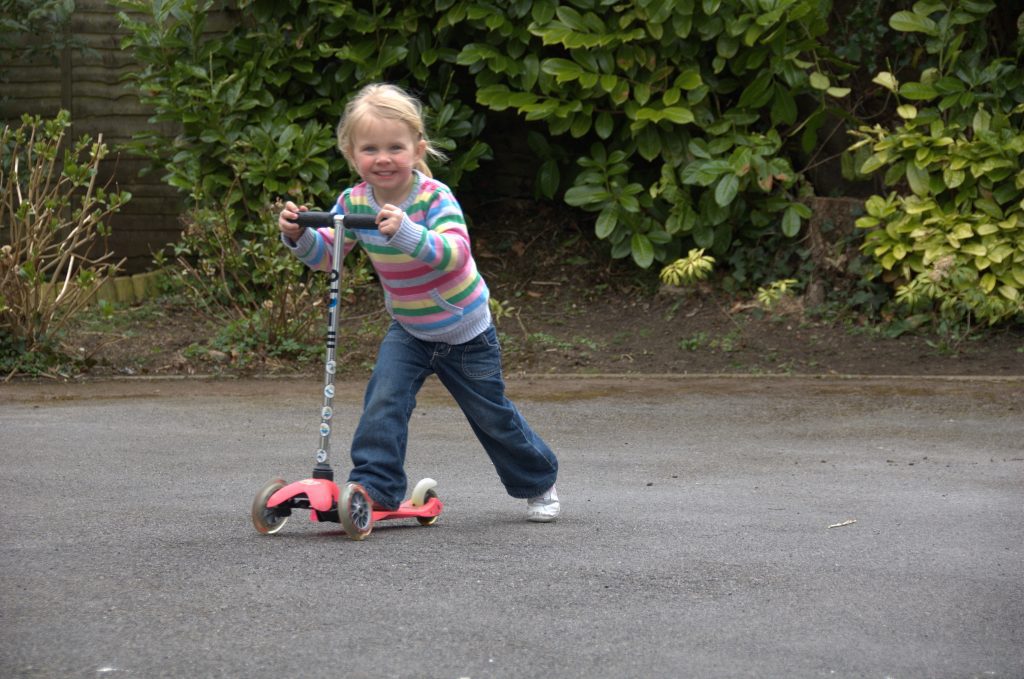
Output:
top-left (296, 212), bottom-right (376, 480)
top-left (311, 213), bottom-right (347, 480)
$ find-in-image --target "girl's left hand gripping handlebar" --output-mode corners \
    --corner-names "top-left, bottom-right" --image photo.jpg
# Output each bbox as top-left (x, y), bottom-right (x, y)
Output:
top-left (295, 211), bottom-right (378, 230)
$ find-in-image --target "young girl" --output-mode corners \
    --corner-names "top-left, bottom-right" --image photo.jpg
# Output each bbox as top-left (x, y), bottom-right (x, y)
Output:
top-left (278, 83), bottom-right (560, 522)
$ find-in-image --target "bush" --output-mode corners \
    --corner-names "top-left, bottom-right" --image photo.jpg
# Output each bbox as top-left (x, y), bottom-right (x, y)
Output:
top-left (116, 0), bottom-right (1024, 334)
top-left (116, 0), bottom-right (845, 271)
top-left (114, 0), bottom-right (491, 216)
top-left (850, 1), bottom-right (1024, 328)
top-left (156, 200), bottom-right (349, 364)
top-left (114, 0), bottom-right (495, 354)
top-left (0, 111), bottom-right (128, 376)
top-left (458, 0), bottom-right (847, 269)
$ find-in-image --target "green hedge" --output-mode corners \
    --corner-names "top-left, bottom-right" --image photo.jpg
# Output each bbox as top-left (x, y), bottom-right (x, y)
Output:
top-left (114, 0), bottom-right (1024, 325)
top-left (114, 0), bottom-right (844, 264)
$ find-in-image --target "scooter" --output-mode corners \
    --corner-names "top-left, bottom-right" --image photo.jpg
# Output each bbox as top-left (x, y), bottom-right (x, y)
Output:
top-left (250, 211), bottom-right (443, 540)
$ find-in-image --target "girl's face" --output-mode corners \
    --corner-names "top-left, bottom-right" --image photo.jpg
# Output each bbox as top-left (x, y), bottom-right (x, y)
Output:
top-left (350, 116), bottom-right (426, 205)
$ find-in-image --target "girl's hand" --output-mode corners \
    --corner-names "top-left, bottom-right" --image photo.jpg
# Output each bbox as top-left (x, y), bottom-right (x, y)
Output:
top-left (279, 201), bottom-right (308, 240)
top-left (377, 204), bottom-right (405, 237)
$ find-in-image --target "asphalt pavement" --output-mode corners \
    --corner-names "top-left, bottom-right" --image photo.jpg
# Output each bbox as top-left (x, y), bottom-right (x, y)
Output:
top-left (1, 375), bottom-right (1022, 679)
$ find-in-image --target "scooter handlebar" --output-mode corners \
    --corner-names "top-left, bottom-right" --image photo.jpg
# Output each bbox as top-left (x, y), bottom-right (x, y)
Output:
top-left (295, 211), bottom-right (378, 230)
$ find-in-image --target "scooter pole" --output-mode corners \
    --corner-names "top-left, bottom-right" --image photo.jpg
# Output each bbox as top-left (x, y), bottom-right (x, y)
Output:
top-left (296, 211), bottom-right (378, 480)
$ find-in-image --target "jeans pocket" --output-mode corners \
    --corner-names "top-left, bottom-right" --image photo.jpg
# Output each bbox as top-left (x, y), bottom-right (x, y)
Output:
top-left (460, 327), bottom-right (502, 379)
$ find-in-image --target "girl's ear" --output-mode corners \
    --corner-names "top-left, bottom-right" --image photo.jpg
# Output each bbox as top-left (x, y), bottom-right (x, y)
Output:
top-left (415, 138), bottom-right (428, 162)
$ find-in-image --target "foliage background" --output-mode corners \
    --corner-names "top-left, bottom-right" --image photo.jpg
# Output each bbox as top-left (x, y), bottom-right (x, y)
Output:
top-left (2, 0), bottom-right (1022, 377)
top-left (111, 0), bottom-right (1022, 318)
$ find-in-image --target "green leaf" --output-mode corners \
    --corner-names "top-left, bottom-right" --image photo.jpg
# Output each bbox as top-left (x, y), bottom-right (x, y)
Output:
top-left (872, 71), bottom-right (899, 93)
top-left (738, 70), bottom-right (774, 108)
top-left (771, 87), bottom-right (797, 126)
top-left (906, 163), bottom-right (930, 196)
top-left (537, 159), bottom-right (559, 199)
top-left (998, 285), bottom-right (1019, 302)
top-left (681, 160), bottom-right (731, 186)
top-left (631, 233), bottom-right (655, 268)
top-left (714, 174), bottom-right (739, 207)
top-left (897, 104), bottom-right (918, 119)
top-left (662, 106), bottom-right (695, 125)
top-left (688, 138), bottom-right (711, 159)
top-left (565, 185), bottom-right (610, 207)
top-left (860, 153), bottom-right (887, 174)
top-left (636, 126), bottom-right (661, 161)
top-left (899, 82), bottom-right (938, 100)
top-left (809, 72), bottom-right (830, 90)
top-left (676, 68), bottom-right (702, 90)
top-left (594, 111), bottom-right (614, 139)
top-left (693, 223), bottom-right (714, 249)
top-left (972, 108), bottom-right (992, 133)
top-left (541, 58), bottom-right (583, 83)
top-left (889, 10), bottom-right (938, 35)
top-left (595, 208), bottom-right (618, 239)
top-left (781, 205), bottom-right (802, 237)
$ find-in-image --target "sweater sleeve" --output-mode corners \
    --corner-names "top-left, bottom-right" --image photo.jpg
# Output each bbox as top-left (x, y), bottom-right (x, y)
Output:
top-left (386, 191), bottom-right (470, 272)
top-left (281, 226), bottom-right (341, 272)
top-left (281, 194), bottom-right (361, 271)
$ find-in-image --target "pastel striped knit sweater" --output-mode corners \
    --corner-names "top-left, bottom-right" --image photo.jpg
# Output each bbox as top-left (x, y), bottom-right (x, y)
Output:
top-left (284, 171), bottom-right (491, 345)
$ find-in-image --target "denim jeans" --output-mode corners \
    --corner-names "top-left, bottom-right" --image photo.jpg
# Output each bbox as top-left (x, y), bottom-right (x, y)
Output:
top-left (347, 321), bottom-right (559, 509)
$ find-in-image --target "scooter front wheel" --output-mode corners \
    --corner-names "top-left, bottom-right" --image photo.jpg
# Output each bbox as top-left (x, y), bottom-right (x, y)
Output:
top-left (339, 483), bottom-right (373, 540)
top-left (251, 478), bottom-right (289, 535)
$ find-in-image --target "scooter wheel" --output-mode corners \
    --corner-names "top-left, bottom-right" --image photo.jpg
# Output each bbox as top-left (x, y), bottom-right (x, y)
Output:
top-left (416, 488), bottom-right (440, 526)
top-left (410, 478), bottom-right (438, 506)
top-left (411, 478), bottom-right (440, 526)
top-left (339, 483), bottom-right (373, 540)
top-left (251, 479), bottom-right (289, 535)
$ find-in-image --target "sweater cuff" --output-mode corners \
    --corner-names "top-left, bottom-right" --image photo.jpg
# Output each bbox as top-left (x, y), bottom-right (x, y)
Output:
top-left (280, 227), bottom-right (303, 248)
top-left (282, 227), bottom-right (318, 261)
top-left (387, 214), bottom-right (424, 255)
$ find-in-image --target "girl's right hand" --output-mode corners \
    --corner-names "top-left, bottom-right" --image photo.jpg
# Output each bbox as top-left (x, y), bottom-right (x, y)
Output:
top-left (279, 201), bottom-right (308, 241)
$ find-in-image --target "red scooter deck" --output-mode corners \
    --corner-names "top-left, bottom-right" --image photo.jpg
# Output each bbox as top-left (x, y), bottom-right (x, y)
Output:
top-left (372, 497), bottom-right (444, 523)
top-left (255, 477), bottom-right (443, 538)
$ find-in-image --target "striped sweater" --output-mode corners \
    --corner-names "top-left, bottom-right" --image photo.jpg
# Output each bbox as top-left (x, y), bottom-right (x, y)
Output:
top-left (284, 171), bottom-right (491, 345)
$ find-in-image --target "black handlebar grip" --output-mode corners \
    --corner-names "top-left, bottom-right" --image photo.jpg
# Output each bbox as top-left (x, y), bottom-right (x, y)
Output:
top-left (295, 211), bottom-right (378, 230)
top-left (295, 211), bottom-right (334, 229)
top-left (341, 213), bottom-right (378, 230)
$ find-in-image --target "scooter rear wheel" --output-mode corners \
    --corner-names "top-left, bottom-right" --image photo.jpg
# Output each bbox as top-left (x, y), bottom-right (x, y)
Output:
top-left (411, 478), bottom-right (440, 526)
top-left (251, 479), bottom-right (289, 534)
top-left (416, 489), bottom-right (440, 526)
top-left (339, 483), bottom-right (373, 540)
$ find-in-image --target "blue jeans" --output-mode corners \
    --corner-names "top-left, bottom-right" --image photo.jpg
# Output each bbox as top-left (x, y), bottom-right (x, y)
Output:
top-left (347, 322), bottom-right (559, 509)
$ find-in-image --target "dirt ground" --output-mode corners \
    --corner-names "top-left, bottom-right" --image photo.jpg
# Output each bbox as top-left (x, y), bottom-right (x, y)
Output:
top-left (60, 201), bottom-right (1023, 380)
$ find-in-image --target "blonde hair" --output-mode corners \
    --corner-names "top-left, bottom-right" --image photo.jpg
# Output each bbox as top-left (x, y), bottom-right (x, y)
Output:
top-left (336, 83), bottom-right (445, 178)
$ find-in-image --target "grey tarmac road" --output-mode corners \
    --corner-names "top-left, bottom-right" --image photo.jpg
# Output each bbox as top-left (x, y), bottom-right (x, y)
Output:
top-left (1, 375), bottom-right (1022, 679)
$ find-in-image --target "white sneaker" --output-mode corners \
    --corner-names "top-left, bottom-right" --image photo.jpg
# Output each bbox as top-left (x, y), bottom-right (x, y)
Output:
top-left (527, 484), bottom-right (560, 522)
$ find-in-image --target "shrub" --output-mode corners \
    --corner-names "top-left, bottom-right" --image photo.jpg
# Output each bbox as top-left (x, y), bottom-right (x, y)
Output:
top-left (0, 111), bottom-right (129, 375)
top-left (850, 1), bottom-right (1024, 327)
top-left (458, 0), bottom-right (846, 268)
top-left (114, 0), bottom-right (491, 216)
top-left (114, 0), bottom-right (494, 355)
top-left (156, 200), bottom-right (347, 364)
